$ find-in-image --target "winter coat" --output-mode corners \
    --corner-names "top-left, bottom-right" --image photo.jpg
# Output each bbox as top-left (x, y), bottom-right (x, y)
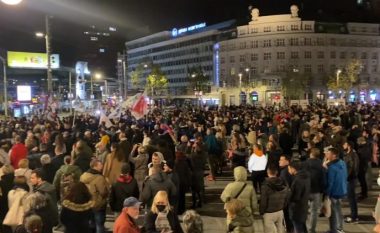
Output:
top-left (343, 150), bottom-right (359, 181)
top-left (80, 169), bottom-right (110, 210)
top-left (141, 172), bottom-right (176, 207)
top-left (221, 166), bottom-right (258, 214)
top-left (60, 199), bottom-right (93, 233)
top-left (114, 210), bottom-right (141, 233)
top-left (304, 158), bottom-right (325, 194)
top-left (129, 153), bottom-right (149, 192)
top-left (41, 163), bottom-right (56, 184)
top-left (109, 175), bottom-right (139, 212)
top-left (174, 155), bottom-right (192, 192)
top-left (53, 164), bottom-right (82, 199)
top-left (119, 139), bottom-right (133, 161)
top-left (103, 152), bottom-right (124, 185)
top-left (260, 176), bottom-right (289, 215)
top-left (326, 159), bottom-right (348, 199)
top-left (34, 182), bottom-right (59, 226)
top-left (188, 146), bottom-right (206, 192)
top-left (357, 143), bottom-right (372, 171)
top-left (144, 210), bottom-right (184, 233)
top-left (227, 207), bottom-right (254, 233)
top-left (0, 173), bottom-right (14, 221)
top-left (289, 170), bottom-right (310, 222)
top-left (10, 143), bottom-right (28, 169)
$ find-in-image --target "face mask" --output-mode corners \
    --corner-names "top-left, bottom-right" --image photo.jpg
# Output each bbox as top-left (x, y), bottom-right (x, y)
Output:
top-left (377, 177), bottom-right (380, 186)
top-left (156, 204), bottom-right (166, 212)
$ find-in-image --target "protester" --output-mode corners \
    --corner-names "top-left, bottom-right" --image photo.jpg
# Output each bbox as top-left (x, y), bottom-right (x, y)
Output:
top-left (0, 165), bottom-right (15, 233)
top-left (23, 192), bottom-right (55, 233)
top-left (128, 144), bottom-right (149, 193)
top-left (343, 141), bottom-right (360, 223)
top-left (260, 165), bottom-right (289, 233)
top-left (248, 144), bottom-right (267, 193)
top-left (141, 166), bottom-right (177, 208)
top-left (221, 166), bottom-right (258, 214)
top-left (53, 155), bottom-right (82, 201)
top-left (10, 136), bottom-right (28, 169)
top-left (103, 142), bottom-right (125, 185)
top-left (324, 147), bottom-right (348, 233)
top-left (174, 151), bottom-right (192, 214)
top-left (80, 158), bottom-right (109, 233)
top-left (183, 210), bottom-right (203, 233)
top-left (109, 163), bottom-right (139, 215)
top-left (304, 147), bottom-right (325, 233)
top-left (40, 154), bottom-right (55, 184)
top-left (225, 198), bottom-right (254, 233)
top-left (288, 159), bottom-right (310, 233)
top-left (113, 196), bottom-right (142, 233)
top-left (14, 214), bottom-right (43, 233)
top-left (144, 190), bottom-right (183, 233)
top-left (60, 182), bottom-right (93, 233)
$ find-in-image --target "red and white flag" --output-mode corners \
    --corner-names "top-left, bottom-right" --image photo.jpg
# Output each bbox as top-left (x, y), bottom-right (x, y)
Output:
top-left (131, 93), bottom-right (148, 120)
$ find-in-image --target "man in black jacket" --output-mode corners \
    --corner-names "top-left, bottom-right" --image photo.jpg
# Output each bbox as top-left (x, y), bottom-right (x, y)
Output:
top-left (304, 148), bottom-right (325, 233)
top-left (260, 165), bottom-right (289, 233)
top-left (343, 141), bottom-right (359, 223)
top-left (356, 137), bottom-right (371, 200)
top-left (288, 160), bottom-right (310, 233)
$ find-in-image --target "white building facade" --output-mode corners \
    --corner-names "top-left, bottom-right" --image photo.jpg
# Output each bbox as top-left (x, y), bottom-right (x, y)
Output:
top-left (125, 21), bottom-right (236, 98)
top-left (215, 5), bottom-right (380, 105)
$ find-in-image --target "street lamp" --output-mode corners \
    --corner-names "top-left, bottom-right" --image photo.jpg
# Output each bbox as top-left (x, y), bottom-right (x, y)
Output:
top-left (35, 15), bottom-right (53, 93)
top-left (0, 56), bottom-right (8, 117)
top-left (1, 0), bottom-right (22, 5)
top-left (90, 72), bottom-right (102, 99)
top-left (238, 73), bottom-right (242, 89)
top-left (245, 68), bottom-right (251, 87)
top-left (336, 69), bottom-right (342, 87)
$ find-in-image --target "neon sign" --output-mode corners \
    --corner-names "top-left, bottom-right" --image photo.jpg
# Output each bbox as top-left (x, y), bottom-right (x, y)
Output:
top-left (172, 22), bottom-right (206, 37)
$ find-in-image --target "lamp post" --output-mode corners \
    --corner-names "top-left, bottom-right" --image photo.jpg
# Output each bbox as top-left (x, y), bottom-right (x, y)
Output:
top-left (0, 56), bottom-right (8, 117)
top-left (238, 73), bottom-right (242, 89)
top-left (1, 0), bottom-right (22, 5)
top-left (35, 15), bottom-right (53, 93)
top-left (336, 69), bottom-right (342, 98)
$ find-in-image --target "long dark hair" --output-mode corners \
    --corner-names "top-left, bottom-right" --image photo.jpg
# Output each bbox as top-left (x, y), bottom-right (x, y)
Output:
top-left (64, 182), bottom-right (92, 204)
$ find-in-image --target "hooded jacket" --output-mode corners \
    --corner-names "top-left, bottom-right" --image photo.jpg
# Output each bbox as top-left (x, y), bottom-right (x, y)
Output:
top-left (141, 172), bottom-right (176, 207)
top-left (60, 200), bottom-right (93, 233)
top-left (227, 207), bottom-right (254, 233)
top-left (343, 150), bottom-right (359, 181)
top-left (53, 164), bottom-right (82, 197)
top-left (259, 176), bottom-right (289, 215)
top-left (326, 159), bottom-right (347, 199)
top-left (34, 181), bottom-right (59, 226)
top-left (80, 169), bottom-right (110, 210)
top-left (221, 166), bottom-right (258, 214)
top-left (109, 175), bottom-right (139, 212)
top-left (289, 170), bottom-right (310, 222)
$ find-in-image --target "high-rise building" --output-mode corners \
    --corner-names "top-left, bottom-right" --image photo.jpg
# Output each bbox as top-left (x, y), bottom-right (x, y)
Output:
top-left (125, 20), bottom-right (236, 96)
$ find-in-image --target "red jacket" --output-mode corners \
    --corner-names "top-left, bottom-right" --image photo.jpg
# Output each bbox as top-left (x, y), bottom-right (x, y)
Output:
top-left (113, 210), bottom-right (141, 233)
top-left (10, 143), bottom-right (28, 169)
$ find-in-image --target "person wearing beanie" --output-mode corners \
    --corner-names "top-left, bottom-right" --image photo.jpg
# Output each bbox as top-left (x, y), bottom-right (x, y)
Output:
top-left (109, 163), bottom-right (139, 216)
top-left (113, 197), bottom-right (142, 233)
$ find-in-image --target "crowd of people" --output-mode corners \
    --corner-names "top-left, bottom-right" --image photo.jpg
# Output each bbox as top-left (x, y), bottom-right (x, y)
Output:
top-left (0, 102), bottom-right (379, 233)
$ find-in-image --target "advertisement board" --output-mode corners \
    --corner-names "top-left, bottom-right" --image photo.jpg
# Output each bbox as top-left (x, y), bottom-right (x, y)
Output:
top-left (17, 85), bottom-right (31, 101)
top-left (7, 51), bottom-right (60, 69)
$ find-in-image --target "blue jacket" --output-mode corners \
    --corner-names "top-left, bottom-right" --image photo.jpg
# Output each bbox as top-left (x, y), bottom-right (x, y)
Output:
top-left (326, 159), bottom-right (347, 199)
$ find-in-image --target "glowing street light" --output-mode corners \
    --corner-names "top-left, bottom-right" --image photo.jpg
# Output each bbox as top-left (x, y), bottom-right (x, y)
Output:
top-left (95, 73), bottom-right (102, 79)
top-left (1, 0), bottom-right (22, 5)
top-left (35, 32), bottom-right (45, 38)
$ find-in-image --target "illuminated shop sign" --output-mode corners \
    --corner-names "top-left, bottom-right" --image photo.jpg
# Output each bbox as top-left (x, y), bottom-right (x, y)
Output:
top-left (172, 22), bottom-right (206, 37)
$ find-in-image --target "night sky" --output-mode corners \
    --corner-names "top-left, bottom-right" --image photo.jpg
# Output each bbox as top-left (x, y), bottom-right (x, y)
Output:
top-left (0, 0), bottom-right (379, 76)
